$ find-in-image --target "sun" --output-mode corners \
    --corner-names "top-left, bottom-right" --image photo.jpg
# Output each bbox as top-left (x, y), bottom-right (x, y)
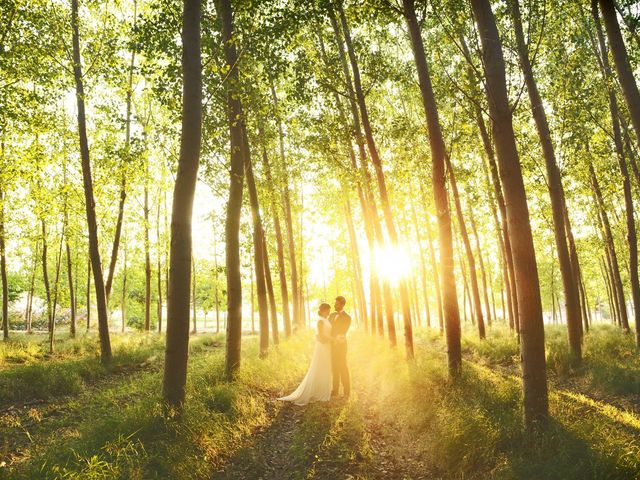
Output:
top-left (374, 244), bottom-right (412, 284)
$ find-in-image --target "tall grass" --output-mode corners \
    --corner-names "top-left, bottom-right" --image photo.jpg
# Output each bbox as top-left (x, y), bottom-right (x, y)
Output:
top-left (2, 326), bottom-right (638, 479)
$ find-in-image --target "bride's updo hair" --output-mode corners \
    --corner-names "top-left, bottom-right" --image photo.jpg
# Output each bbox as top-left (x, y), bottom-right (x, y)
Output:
top-left (318, 303), bottom-right (331, 317)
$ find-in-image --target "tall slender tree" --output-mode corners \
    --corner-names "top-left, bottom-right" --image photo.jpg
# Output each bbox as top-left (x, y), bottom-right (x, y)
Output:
top-left (402, 0), bottom-right (460, 370)
top-left (508, 0), bottom-right (582, 358)
top-left (161, 0), bottom-right (201, 407)
top-left (471, 0), bottom-right (549, 426)
top-left (71, 0), bottom-right (111, 363)
top-left (335, 0), bottom-right (413, 357)
top-left (218, 0), bottom-right (245, 378)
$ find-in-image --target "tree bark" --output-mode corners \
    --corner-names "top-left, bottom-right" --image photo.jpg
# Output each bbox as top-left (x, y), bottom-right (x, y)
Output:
top-left (157, 196), bottom-right (163, 333)
top-left (261, 141), bottom-right (291, 337)
top-left (122, 238), bottom-right (127, 332)
top-left (319, 22), bottom-right (385, 338)
top-left (593, 0), bottom-right (639, 346)
top-left (144, 159), bottom-right (151, 332)
top-left (446, 155), bottom-right (486, 338)
top-left (402, 0), bottom-right (459, 367)
top-left (509, 0), bottom-right (582, 358)
top-left (242, 125), bottom-right (269, 356)
top-left (471, 0), bottom-right (549, 426)
top-left (25, 242), bottom-right (38, 334)
top-left (71, 0), bottom-right (112, 363)
top-left (269, 84), bottom-right (301, 332)
top-left (409, 192), bottom-right (431, 328)
top-left (42, 220), bottom-right (52, 335)
top-left (424, 207), bottom-right (444, 332)
top-left (590, 161), bottom-right (630, 331)
top-left (49, 225), bottom-right (64, 354)
top-left (0, 188), bottom-right (7, 340)
top-left (263, 236), bottom-right (279, 345)
top-left (86, 254), bottom-right (90, 331)
top-left (192, 256), bottom-right (197, 333)
top-left (599, 0), bottom-right (640, 152)
top-left (344, 196), bottom-right (368, 331)
top-left (213, 223), bottom-right (220, 334)
top-left (162, 0), bottom-right (201, 407)
top-left (105, 0), bottom-right (136, 300)
top-left (470, 210), bottom-right (492, 327)
top-left (337, 0), bottom-right (413, 357)
top-left (217, 0), bottom-right (243, 378)
top-left (63, 158), bottom-right (76, 337)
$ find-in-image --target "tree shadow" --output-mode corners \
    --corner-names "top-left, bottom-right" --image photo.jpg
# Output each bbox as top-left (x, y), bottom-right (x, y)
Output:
top-left (212, 397), bottom-right (353, 480)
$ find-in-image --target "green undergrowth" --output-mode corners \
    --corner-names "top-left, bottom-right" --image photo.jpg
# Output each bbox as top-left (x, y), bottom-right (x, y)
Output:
top-left (1, 324), bottom-right (638, 479)
top-left (357, 325), bottom-right (640, 479)
top-left (1, 332), bottom-right (309, 479)
top-left (0, 333), bottom-right (167, 406)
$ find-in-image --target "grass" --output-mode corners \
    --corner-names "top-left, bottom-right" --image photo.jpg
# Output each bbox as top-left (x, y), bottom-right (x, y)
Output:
top-left (0, 323), bottom-right (638, 479)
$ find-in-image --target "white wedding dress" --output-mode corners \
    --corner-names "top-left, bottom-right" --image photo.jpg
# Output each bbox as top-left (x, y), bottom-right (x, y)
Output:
top-left (278, 316), bottom-right (333, 406)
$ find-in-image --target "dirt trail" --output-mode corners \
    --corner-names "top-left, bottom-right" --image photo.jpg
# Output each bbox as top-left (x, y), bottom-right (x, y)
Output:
top-left (212, 381), bottom-right (431, 480)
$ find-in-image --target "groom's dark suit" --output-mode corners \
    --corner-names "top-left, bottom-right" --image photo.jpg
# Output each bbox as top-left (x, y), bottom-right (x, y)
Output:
top-left (329, 310), bottom-right (351, 397)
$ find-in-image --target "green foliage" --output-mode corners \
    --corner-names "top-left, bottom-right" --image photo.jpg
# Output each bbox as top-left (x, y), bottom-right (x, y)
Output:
top-left (2, 327), bottom-right (639, 479)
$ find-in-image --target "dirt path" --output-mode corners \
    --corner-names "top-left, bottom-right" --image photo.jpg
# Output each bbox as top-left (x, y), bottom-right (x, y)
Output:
top-left (212, 383), bottom-right (431, 480)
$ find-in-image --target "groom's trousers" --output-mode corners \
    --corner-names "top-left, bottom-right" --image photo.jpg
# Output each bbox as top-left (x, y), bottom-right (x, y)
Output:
top-left (331, 343), bottom-right (350, 396)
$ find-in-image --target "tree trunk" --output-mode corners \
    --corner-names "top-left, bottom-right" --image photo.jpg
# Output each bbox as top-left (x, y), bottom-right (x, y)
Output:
top-left (319, 21), bottom-right (386, 338)
top-left (42, 220), bottom-right (52, 335)
top-left (337, 0), bottom-right (413, 357)
top-left (122, 238), bottom-right (127, 332)
top-left (242, 125), bottom-right (269, 356)
top-left (49, 225), bottom-right (64, 354)
top-left (269, 84), bottom-right (301, 332)
top-left (263, 236), bottom-right (279, 345)
top-left (192, 256), bottom-right (197, 333)
top-left (509, 0), bottom-right (582, 358)
top-left (477, 108), bottom-right (518, 331)
top-left (402, 0), bottom-right (459, 367)
top-left (260, 141), bottom-right (291, 337)
top-left (593, 0), bottom-right (639, 347)
top-left (470, 210), bottom-right (492, 327)
top-left (590, 161), bottom-right (630, 331)
top-left (105, 0), bottom-right (136, 300)
top-left (144, 160), bottom-right (151, 332)
top-left (409, 189), bottom-right (432, 328)
top-left (86, 255), bottom-right (90, 331)
top-left (471, 0), bottom-right (549, 426)
top-left (446, 155), bottom-right (485, 338)
top-left (344, 196), bottom-right (368, 331)
top-left (161, 0), bottom-right (201, 407)
top-left (63, 159), bottom-right (76, 337)
top-left (26, 243), bottom-right (38, 334)
top-left (71, 0), bottom-right (112, 363)
top-left (0, 188), bottom-right (7, 340)
top-left (599, 0), bottom-right (640, 152)
top-left (424, 208), bottom-right (444, 332)
top-left (217, 0), bottom-right (243, 378)
top-left (157, 197), bottom-right (163, 333)
top-left (213, 225), bottom-right (220, 334)
top-left (65, 241), bottom-right (76, 337)
top-left (601, 257), bottom-right (616, 323)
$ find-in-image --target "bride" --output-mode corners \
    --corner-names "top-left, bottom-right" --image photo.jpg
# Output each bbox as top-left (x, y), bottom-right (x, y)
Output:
top-left (278, 303), bottom-right (335, 406)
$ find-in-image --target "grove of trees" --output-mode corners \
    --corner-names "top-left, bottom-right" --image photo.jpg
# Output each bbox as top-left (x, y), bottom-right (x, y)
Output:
top-left (2, 0), bottom-right (640, 432)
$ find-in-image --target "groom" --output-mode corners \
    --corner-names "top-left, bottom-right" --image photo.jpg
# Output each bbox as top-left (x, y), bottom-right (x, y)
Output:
top-left (329, 296), bottom-right (351, 398)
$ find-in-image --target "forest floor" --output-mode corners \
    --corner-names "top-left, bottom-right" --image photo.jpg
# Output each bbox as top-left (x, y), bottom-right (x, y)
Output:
top-left (0, 323), bottom-right (639, 479)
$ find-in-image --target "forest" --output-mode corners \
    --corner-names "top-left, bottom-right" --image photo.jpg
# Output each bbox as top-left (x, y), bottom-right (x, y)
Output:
top-left (1, 0), bottom-right (639, 478)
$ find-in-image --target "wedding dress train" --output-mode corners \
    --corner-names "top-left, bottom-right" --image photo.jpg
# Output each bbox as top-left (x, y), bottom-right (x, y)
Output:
top-left (278, 317), bottom-right (333, 406)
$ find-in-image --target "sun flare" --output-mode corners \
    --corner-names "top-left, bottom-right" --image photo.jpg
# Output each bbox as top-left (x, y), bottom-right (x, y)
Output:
top-left (374, 244), bottom-right (412, 284)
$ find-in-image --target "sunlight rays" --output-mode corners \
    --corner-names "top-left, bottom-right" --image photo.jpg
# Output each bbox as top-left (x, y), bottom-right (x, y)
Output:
top-left (373, 244), bottom-right (413, 285)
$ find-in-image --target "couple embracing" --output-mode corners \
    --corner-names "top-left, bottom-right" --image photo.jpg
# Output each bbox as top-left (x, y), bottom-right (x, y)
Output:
top-left (278, 296), bottom-right (351, 406)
